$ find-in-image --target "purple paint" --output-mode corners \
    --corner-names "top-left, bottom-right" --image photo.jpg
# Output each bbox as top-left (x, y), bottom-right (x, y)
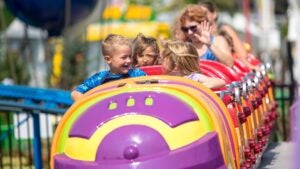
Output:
top-left (290, 98), bottom-right (300, 169)
top-left (70, 91), bottom-right (198, 138)
top-left (54, 132), bottom-right (226, 169)
top-left (123, 146), bottom-right (139, 160)
top-left (290, 98), bottom-right (300, 141)
top-left (96, 125), bottom-right (169, 161)
top-left (158, 79), bottom-right (236, 160)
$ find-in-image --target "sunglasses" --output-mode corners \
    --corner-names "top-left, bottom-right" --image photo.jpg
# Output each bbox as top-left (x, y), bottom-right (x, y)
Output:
top-left (181, 25), bottom-right (198, 33)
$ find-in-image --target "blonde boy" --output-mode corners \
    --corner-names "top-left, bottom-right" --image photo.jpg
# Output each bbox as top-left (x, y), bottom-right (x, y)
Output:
top-left (71, 34), bottom-right (146, 101)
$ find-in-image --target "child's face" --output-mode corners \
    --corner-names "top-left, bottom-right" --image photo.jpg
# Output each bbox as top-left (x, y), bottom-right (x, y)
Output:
top-left (106, 45), bottom-right (132, 74)
top-left (161, 55), bottom-right (173, 75)
top-left (161, 52), bottom-right (181, 76)
top-left (136, 46), bottom-right (158, 67)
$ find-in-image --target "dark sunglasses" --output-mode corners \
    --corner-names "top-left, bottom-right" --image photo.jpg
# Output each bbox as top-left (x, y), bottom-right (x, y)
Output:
top-left (181, 25), bottom-right (198, 33)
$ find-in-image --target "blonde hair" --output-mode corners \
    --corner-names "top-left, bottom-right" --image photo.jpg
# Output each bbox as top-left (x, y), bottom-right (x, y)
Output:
top-left (132, 33), bottom-right (159, 66)
top-left (102, 34), bottom-right (131, 56)
top-left (162, 40), bottom-right (200, 75)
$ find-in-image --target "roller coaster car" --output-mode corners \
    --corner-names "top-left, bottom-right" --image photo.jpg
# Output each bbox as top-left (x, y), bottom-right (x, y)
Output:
top-left (139, 65), bottom-right (163, 75)
top-left (139, 63), bottom-right (230, 91)
top-left (140, 60), bottom-right (241, 86)
top-left (247, 53), bottom-right (261, 66)
top-left (51, 76), bottom-right (240, 169)
top-left (199, 60), bottom-right (242, 82)
top-left (51, 59), bottom-right (274, 169)
top-left (233, 59), bottom-right (251, 76)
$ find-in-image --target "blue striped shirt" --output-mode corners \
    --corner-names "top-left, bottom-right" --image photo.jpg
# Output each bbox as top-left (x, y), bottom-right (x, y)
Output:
top-left (75, 68), bottom-right (146, 94)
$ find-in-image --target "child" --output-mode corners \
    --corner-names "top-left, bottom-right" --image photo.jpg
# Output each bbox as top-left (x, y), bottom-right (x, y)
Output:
top-left (71, 34), bottom-right (146, 101)
top-left (161, 40), bottom-right (225, 89)
top-left (132, 33), bottom-right (160, 67)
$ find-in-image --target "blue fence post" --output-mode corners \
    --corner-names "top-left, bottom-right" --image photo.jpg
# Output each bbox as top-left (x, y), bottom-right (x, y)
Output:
top-left (32, 112), bottom-right (43, 169)
top-left (0, 84), bottom-right (73, 168)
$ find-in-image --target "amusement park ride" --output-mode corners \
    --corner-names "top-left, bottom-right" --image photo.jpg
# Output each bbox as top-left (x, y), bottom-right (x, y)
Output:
top-left (0, 0), bottom-right (280, 169)
top-left (50, 57), bottom-right (278, 169)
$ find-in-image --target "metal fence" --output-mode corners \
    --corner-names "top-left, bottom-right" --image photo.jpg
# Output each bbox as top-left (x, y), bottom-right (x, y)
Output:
top-left (0, 83), bottom-right (296, 169)
top-left (0, 84), bottom-right (72, 169)
top-left (273, 84), bottom-right (298, 141)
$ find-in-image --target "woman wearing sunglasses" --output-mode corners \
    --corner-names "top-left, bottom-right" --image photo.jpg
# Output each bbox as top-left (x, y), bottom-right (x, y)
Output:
top-left (198, 1), bottom-right (259, 70)
top-left (177, 4), bottom-right (234, 67)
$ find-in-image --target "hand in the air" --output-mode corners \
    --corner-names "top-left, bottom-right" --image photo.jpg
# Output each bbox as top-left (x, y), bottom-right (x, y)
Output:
top-left (195, 21), bottom-right (212, 47)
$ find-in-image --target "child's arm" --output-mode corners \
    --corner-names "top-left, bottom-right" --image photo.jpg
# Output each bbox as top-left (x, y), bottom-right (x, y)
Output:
top-left (129, 68), bottom-right (147, 76)
top-left (197, 74), bottom-right (226, 89)
top-left (71, 71), bottom-right (108, 101)
top-left (71, 90), bottom-right (83, 101)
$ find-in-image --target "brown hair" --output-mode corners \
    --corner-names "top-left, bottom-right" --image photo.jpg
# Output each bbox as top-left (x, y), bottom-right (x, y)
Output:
top-left (198, 1), bottom-right (218, 13)
top-left (219, 30), bottom-right (234, 53)
top-left (132, 33), bottom-right (159, 66)
top-left (102, 34), bottom-right (131, 56)
top-left (179, 5), bottom-right (209, 40)
top-left (198, 1), bottom-right (219, 22)
top-left (179, 5), bottom-right (208, 26)
top-left (162, 40), bottom-right (200, 75)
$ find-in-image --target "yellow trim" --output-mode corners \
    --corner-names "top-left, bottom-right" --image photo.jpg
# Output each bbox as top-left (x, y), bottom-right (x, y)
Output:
top-left (64, 114), bottom-right (208, 161)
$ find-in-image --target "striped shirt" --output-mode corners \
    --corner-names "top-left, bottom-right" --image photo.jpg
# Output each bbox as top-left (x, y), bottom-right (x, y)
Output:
top-left (75, 68), bottom-right (146, 94)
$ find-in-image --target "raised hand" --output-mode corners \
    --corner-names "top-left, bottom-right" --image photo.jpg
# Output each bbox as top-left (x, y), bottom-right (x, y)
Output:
top-left (195, 21), bottom-right (212, 47)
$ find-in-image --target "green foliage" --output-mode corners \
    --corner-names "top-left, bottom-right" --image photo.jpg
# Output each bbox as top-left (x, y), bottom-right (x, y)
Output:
top-left (280, 22), bottom-right (288, 38)
top-left (58, 36), bottom-right (87, 90)
top-left (184, 0), bottom-right (197, 4)
top-left (0, 5), bottom-right (15, 32)
top-left (0, 50), bottom-right (30, 84)
top-left (197, 0), bottom-right (237, 13)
